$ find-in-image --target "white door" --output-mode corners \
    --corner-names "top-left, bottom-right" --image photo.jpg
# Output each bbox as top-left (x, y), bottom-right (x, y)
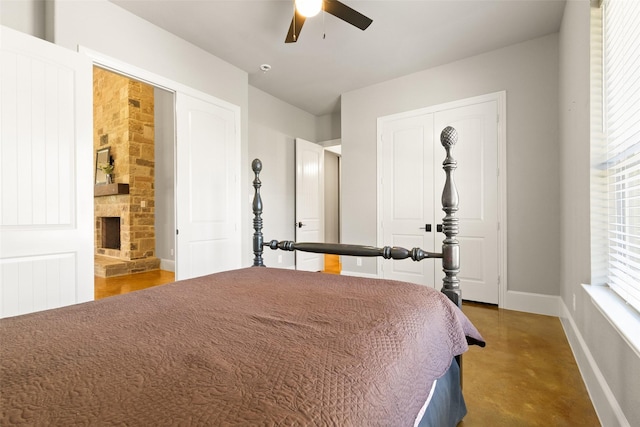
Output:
top-left (295, 138), bottom-right (324, 271)
top-left (0, 26), bottom-right (93, 317)
top-left (175, 92), bottom-right (240, 280)
top-left (434, 101), bottom-right (499, 304)
top-left (380, 114), bottom-right (436, 287)
top-left (379, 99), bottom-right (499, 304)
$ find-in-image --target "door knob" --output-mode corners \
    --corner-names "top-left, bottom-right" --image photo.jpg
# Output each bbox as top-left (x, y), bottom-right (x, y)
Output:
top-left (437, 224), bottom-right (443, 233)
top-left (296, 221), bottom-right (306, 228)
top-left (419, 224), bottom-right (432, 232)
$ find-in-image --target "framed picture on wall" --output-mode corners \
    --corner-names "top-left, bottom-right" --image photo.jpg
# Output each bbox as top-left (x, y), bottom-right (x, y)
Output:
top-left (95, 147), bottom-right (111, 184)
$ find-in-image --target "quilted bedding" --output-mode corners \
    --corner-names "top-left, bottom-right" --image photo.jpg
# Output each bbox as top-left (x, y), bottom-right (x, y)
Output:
top-left (1, 267), bottom-right (484, 426)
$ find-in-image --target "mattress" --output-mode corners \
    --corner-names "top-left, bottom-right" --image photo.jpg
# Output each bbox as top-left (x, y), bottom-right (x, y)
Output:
top-left (1, 267), bottom-right (484, 425)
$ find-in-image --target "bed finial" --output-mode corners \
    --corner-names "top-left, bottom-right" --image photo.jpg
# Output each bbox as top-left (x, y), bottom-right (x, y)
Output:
top-left (440, 126), bottom-right (461, 307)
top-left (252, 159), bottom-right (265, 267)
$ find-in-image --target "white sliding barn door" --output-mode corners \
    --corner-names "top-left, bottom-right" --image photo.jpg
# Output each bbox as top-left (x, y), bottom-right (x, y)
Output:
top-left (295, 138), bottom-right (324, 272)
top-left (0, 27), bottom-right (93, 317)
top-left (175, 92), bottom-right (240, 280)
top-left (380, 114), bottom-right (436, 287)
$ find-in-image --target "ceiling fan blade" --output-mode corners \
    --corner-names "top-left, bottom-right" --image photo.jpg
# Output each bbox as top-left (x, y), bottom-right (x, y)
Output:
top-left (323, 0), bottom-right (373, 31)
top-left (285, 10), bottom-right (306, 43)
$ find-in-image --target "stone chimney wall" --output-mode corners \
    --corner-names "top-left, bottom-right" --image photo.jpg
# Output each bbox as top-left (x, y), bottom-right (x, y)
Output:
top-left (93, 67), bottom-right (155, 261)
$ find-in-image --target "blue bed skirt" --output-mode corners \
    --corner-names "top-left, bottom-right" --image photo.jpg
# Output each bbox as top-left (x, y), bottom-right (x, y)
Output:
top-left (417, 359), bottom-right (467, 427)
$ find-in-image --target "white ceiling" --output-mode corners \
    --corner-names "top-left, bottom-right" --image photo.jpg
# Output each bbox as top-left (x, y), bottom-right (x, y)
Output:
top-left (111, 0), bottom-right (566, 116)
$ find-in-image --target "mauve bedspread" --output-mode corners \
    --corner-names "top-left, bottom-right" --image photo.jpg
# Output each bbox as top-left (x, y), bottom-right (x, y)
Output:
top-left (1, 267), bottom-right (484, 426)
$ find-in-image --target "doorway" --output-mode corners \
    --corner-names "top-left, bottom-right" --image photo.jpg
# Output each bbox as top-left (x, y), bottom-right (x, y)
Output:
top-left (293, 138), bottom-right (342, 272)
top-left (84, 47), bottom-right (241, 283)
top-left (92, 67), bottom-right (175, 285)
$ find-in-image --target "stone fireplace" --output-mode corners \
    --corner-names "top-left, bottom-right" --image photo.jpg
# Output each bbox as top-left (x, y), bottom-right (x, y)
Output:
top-left (100, 217), bottom-right (121, 250)
top-left (93, 67), bottom-right (160, 277)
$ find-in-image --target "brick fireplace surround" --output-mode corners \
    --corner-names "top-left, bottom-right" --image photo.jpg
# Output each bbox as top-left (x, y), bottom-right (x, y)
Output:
top-left (93, 67), bottom-right (160, 277)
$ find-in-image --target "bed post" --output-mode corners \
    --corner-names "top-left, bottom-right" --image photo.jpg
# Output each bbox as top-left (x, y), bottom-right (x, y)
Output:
top-left (440, 126), bottom-right (461, 308)
top-left (252, 159), bottom-right (265, 267)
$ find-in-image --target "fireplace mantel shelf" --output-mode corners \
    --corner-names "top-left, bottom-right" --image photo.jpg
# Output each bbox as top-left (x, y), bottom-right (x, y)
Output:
top-left (94, 183), bottom-right (129, 197)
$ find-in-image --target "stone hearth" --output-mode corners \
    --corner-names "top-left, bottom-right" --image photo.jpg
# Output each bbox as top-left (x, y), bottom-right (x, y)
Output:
top-left (95, 255), bottom-right (160, 278)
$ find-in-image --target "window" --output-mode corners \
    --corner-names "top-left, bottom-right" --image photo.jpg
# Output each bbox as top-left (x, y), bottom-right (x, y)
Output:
top-left (593, 0), bottom-right (640, 313)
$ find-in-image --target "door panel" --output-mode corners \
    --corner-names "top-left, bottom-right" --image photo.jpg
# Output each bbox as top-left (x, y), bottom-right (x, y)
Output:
top-left (0, 26), bottom-right (93, 317)
top-left (295, 138), bottom-right (324, 272)
top-left (175, 93), bottom-right (240, 280)
top-left (381, 114), bottom-right (435, 287)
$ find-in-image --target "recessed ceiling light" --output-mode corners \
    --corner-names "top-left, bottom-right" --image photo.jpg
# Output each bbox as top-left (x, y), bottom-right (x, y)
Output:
top-left (259, 64), bottom-right (271, 72)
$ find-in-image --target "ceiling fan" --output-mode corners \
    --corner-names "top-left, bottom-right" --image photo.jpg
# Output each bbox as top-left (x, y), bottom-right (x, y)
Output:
top-left (285, 0), bottom-right (373, 43)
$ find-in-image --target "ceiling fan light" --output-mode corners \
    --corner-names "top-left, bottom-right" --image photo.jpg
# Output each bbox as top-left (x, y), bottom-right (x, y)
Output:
top-left (295, 0), bottom-right (322, 17)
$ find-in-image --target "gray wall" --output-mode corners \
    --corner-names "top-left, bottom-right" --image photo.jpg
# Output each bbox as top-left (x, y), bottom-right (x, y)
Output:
top-left (154, 87), bottom-right (175, 271)
top-left (341, 33), bottom-right (561, 296)
top-left (324, 151), bottom-right (340, 244)
top-left (316, 112), bottom-right (341, 142)
top-left (248, 86), bottom-right (317, 269)
top-left (0, 0), bottom-right (45, 38)
top-left (559, 1), bottom-right (639, 424)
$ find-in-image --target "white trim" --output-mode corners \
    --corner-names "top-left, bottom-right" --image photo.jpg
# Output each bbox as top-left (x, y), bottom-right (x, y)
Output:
top-left (160, 259), bottom-right (175, 272)
top-left (503, 290), bottom-right (562, 317)
top-left (340, 270), bottom-right (380, 280)
top-left (496, 92), bottom-right (508, 309)
top-left (376, 91), bottom-right (507, 306)
top-left (560, 300), bottom-right (631, 427)
top-left (582, 284), bottom-right (640, 359)
top-left (79, 47), bottom-right (240, 113)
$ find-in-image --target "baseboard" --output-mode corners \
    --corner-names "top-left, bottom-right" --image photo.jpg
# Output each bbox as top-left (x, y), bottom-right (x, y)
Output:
top-left (503, 290), bottom-right (562, 316)
top-left (560, 302), bottom-right (630, 427)
top-left (160, 259), bottom-right (175, 272)
top-left (340, 270), bottom-right (380, 279)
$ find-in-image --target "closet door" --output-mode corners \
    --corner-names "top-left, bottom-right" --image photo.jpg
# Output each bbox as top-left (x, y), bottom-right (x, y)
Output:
top-left (380, 114), bottom-right (436, 287)
top-left (378, 98), bottom-right (499, 303)
top-left (0, 27), bottom-right (93, 317)
top-left (434, 101), bottom-right (499, 304)
top-left (175, 92), bottom-right (240, 280)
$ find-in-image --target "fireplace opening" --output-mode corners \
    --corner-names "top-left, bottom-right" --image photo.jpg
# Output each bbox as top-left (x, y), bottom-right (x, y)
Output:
top-left (101, 217), bottom-right (121, 250)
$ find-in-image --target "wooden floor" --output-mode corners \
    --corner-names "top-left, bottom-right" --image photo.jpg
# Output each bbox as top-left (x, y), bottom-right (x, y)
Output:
top-left (95, 269), bottom-right (599, 426)
top-left (323, 254), bottom-right (342, 274)
top-left (94, 270), bottom-right (175, 300)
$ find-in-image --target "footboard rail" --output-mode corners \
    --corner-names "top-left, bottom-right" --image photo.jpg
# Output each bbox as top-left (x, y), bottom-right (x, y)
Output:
top-left (263, 240), bottom-right (442, 261)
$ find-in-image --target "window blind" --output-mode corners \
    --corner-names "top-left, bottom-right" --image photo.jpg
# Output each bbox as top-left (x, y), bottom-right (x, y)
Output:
top-left (603, 0), bottom-right (640, 312)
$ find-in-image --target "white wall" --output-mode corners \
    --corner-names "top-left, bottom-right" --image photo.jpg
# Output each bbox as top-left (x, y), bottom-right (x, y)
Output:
top-left (341, 33), bottom-right (561, 297)
top-left (248, 86), bottom-right (317, 268)
top-left (559, 1), bottom-right (640, 425)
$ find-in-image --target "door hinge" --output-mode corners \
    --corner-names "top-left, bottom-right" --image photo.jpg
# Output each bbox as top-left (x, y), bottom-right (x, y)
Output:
top-left (176, 229), bottom-right (179, 235)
